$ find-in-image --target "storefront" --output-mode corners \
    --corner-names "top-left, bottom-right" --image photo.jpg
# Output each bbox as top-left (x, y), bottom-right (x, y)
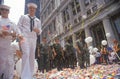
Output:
top-left (90, 22), bottom-right (106, 48)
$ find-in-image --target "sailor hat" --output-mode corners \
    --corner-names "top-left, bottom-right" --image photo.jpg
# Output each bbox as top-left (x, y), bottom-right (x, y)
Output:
top-left (0, 4), bottom-right (10, 10)
top-left (27, 3), bottom-right (37, 8)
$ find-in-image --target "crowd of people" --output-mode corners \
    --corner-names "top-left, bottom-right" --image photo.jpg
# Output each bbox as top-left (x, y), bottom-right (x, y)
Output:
top-left (36, 36), bottom-right (120, 74)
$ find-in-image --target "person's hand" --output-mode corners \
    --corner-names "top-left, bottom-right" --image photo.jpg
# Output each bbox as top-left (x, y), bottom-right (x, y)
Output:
top-left (11, 32), bottom-right (16, 37)
top-left (0, 33), bottom-right (4, 37)
top-left (33, 28), bottom-right (40, 34)
top-left (18, 35), bottom-right (24, 43)
top-left (16, 50), bottom-right (23, 59)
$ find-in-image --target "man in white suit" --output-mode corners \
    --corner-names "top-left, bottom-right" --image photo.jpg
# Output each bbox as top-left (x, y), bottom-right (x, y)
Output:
top-left (0, 4), bottom-right (18, 79)
top-left (17, 2), bottom-right (42, 79)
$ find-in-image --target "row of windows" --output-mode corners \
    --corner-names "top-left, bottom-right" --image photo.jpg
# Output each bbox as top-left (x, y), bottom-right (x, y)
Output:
top-left (41, 0), bottom-right (55, 23)
top-left (62, 0), bottom-right (81, 23)
top-left (62, 0), bottom-right (114, 32)
top-left (41, 0), bottom-right (114, 37)
top-left (62, 0), bottom-right (98, 29)
top-left (42, 20), bottom-right (56, 37)
top-left (40, 0), bottom-right (49, 9)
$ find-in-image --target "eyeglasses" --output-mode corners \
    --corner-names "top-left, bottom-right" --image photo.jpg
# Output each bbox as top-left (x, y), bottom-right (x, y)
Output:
top-left (0, 8), bottom-right (9, 11)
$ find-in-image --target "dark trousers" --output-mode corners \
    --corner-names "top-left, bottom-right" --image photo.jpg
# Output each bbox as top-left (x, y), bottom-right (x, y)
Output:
top-left (102, 54), bottom-right (108, 64)
top-left (96, 57), bottom-right (100, 64)
top-left (39, 54), bottom-right (49, 73)
top-left (54, 55), bottom-right (63, 71)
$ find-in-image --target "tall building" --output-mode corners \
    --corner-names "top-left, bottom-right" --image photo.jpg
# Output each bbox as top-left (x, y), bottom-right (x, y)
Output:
top-left (0, 0), bottom-right (4, 15)
top-left (24, 0), bottom-right (40, 18)
top-left (0, 0), bottom-right (4, 4)
top-left (40, 0), bottom-right (120, 48)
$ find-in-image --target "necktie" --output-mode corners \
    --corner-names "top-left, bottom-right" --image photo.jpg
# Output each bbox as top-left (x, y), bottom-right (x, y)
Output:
top-left (28, 15), bottom-right (35, 32)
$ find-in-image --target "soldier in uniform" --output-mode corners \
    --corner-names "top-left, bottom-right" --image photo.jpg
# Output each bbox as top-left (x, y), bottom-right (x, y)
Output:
top-left (64, 40), bottom-right (76, 69)
top-left (38, 37), bottom-right (50, 73)
top-left (76, 37), bottom-right (85, 69)
top-left (0, 4), bottom-right (19, 79)
top-left (49, 44), bottom-right (54, 70)
top-left (83, 44), bottom-right (90, 68)
top-left (52, 37), bottom-right (63, 71)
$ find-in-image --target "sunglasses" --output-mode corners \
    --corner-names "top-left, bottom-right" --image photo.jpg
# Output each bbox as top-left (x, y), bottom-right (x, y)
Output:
top-left (0, 8), bottom-right (9, 11)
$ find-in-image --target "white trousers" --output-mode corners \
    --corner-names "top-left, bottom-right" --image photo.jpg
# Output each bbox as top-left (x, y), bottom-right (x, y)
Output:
top-left (0, 47), bottom-right (14, 79)
top-left (21, 37), bottom-right (37, 79)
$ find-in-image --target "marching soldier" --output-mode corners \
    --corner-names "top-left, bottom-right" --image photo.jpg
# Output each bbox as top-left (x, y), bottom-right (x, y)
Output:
top-left (64, 41), bottom-right (76, 69)
top-left (48, 43), bottom-right (54, 70)
top-left (38, 37), bottom-right (50, 73)
top-left (83, 44), bottom-right (90, 67)
top-left (52, 37), bottom-right (63, 71)
top-left (76, 37), bottom-right (85, 69)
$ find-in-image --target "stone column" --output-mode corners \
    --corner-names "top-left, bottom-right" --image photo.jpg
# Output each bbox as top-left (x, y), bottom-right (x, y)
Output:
top-left (103, 16), bottom-right (115, 47)
top-left (68, 4), bottom-right (74, 26)
top-left (72, 33), bottom-right (76, 47)
top-left (79, 0), bottom-right (86, 15)
top-left (85, 27), bottom-right (92, 46)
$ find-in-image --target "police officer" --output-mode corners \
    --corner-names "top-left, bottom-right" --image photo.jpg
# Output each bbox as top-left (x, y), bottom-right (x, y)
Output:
top-left (17, 2), bottom-right (42, 79)
top-left (53, 37), bottom-right (63, 71)
top-left (0, 4), bottom-right (19, 79)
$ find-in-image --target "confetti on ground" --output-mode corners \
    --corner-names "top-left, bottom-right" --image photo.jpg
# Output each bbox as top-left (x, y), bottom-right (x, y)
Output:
top-left (33, 64), bottom-right (120, 79)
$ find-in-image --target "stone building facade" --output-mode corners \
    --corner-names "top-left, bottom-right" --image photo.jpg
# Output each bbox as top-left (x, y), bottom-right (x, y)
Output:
top-left (40, 0), bottom-right (120, 48)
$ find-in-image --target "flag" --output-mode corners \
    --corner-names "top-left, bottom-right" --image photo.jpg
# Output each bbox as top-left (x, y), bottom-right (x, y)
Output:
top-left (2, 25), bottom-right (10, 30)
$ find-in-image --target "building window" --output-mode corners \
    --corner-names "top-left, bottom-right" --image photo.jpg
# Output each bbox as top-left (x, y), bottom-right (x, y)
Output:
top-left (104, 0), bottom-right (112, 3)
top-left (90, 23), bottom-right (106, 47)
top-left (112, 14), bottom-right (120, 40)
top-left (78, 16), bottom-right (82, 22)
top-left (71, 0), bottom-right (81, 16)
top-left (71, 2), bottom-right (77, 15)
top-left (87, 9), bottom-right (91, 16)
top-left (63, 11), bottom-right (67, 23)
top-left (74, 18), bottom-right (78, 24)
top-left (90, 0), bottom-right (96, 2)
top-left (51, 0), bottom-right (55, 10)
top-left (68, 23), bottom-right (72, 30)
top-left (75, 0), bottom-right (81, 13)
top-left (64, 26), bottom-right (67, 32)
top-left (92, 5), bottom-right (97, 12)
top-left (62, 7), bottom-right (70, 23)
top-left (84, 0), bottom-right (90, 6)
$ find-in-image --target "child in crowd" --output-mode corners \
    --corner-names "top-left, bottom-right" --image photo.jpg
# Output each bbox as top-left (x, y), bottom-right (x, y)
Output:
top-left (108, 50), bottom-right (116, 64)
top-left (95, 51), bottom-right (101, 64)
